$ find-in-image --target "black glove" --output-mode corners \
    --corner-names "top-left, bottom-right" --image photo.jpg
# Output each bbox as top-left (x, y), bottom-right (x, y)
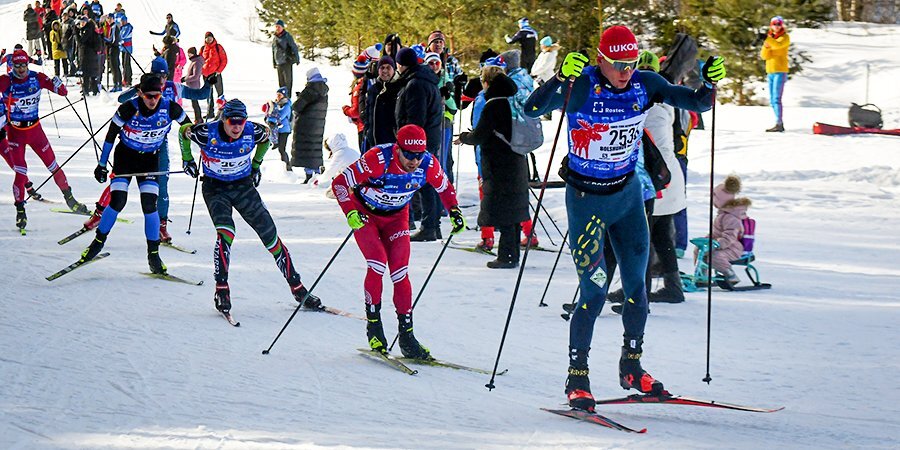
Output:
top-left (440, 84), bottom-right (452, 100)
top-left (453, 73), bottom-right (468, 90)
top-left (449, 207), bottom-right (466, 235)
top-left (94, 164), bottom-right (108, 183)
top-left (251, 166), bottom-right (261, 187)
top-left (204, 72), bottom-right (219, 86)
top-left (183, 159), bottom-right (199, 178)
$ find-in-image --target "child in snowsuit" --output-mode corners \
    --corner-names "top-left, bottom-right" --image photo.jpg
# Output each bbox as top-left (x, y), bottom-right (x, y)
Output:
top-left (707, 174), bottom-right (752, 284)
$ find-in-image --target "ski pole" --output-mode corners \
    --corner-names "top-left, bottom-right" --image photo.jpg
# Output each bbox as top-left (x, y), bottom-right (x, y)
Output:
top-left (527, 199), bottom-right (556, 247)
top-left (186, 174), bottom-right (200, 234)
top-left (387, 234), bottom-right (454, 352)
top-left (126, 50), bottom-right (148, 75)
top-left (703, 87), bottom-right (718, 385)
top-left (38, 97), bottom-right (84, 121)
top-left (262, 229), bottom-right (355, 355)
top-left (538, 230), bottom-right (569, 307)
top-left (529, 186), bottom-right (566, 240)
top-left (114, 170), bottom-right (185, 178)
top-left (486, 77), bottom-right (576, 391)
top-left (560, 285), bottom-right (581, 321)
top-left (64, 95), bottom-right (101, 163)
top-left (25, 116), bottom-right (112, 202)
top-left (46, 88), bottom-right (61, 138)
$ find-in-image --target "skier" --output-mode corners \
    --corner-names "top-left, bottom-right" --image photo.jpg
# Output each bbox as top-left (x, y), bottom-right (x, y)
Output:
top-left (524, 25), bottom-right (726, 411)
top-left (179, 99), bottom-right (322, 314)
top-left (79, 74), bottom-right (193, 274)
top-left (0, 49), bottom-right (88, 221)
top-left (330, 124), bottom-right (466, 359)
top-left (0, 101), bottom-right (28, 231)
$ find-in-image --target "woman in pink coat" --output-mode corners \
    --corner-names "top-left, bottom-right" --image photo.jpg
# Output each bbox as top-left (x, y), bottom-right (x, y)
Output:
top-left (709, 175), bottom-right (752, 284)
top-left (174, 41), bottom-right (186, 84)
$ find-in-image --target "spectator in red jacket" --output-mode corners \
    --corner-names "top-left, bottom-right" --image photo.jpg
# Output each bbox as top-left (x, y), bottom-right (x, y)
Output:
top-left (201, 31), bottom-right (227, 118)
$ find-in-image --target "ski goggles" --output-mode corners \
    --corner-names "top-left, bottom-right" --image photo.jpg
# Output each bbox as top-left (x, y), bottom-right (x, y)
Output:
top-left (400, 149), bottom-right (426, 161)
top-left (224, 117), bottom-right (247, 126)
top-left (599, 52), bottom-right (639, 71)
top-left (12, 63), bottom-right (28, 69)
top-left (141, 92), bottom-right (162, 100)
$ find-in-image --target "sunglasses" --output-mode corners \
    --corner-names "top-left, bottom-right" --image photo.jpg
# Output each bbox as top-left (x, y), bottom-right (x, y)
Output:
top-left (400, 149), bottom-right (426, 161)
top-left (225, 117), bottom-right (247, 126)
top-left (13, 63), bottom-right (27, 69)
top-left (141, 92), bottom-right (162, 100)
top-left (427, 60), bottom-right (441, 66)
top-left (599, 52), bottom-right (638, 71)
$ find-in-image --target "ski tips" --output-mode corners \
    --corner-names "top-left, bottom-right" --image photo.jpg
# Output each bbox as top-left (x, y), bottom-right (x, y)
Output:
top-left (262, 350), bottom-right (270, 355)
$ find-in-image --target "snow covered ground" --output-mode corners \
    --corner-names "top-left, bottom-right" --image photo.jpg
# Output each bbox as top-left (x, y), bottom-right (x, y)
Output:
top-left (1, 0), bottom-right (898, 447)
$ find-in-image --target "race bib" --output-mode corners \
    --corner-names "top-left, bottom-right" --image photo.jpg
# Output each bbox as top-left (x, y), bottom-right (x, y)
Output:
top-left (582, 113), bottom-right (647, 162)
top-left (14, 93), bottom-right (41, 115)
top-left (361, 187), bottom-right (413, 208)
top-left (123, 127), bottom-right (169, 145)
top-left (203, 154), bottom-right (252, 176)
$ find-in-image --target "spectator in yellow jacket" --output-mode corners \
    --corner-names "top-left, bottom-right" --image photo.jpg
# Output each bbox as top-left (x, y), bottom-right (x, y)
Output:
top-left (760, 15), bottom-right (790, 132)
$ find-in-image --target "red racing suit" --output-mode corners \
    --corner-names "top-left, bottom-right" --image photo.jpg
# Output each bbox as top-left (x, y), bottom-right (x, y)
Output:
top-left (331, 143), bottom-right (458, 313)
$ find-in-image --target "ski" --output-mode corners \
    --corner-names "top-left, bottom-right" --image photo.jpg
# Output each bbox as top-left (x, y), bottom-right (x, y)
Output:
top-left (161, 242), bottom-right (197, 254)
top-left (58, 227), bottom-right (91, 245)
top-left (220, 311), bottom-right (240, 327)
top-left (523, 245), bottom-right (569, 255)
top-left (356, 348), bottom-right (418, 375)
top-left (315, 306), bottom-right (365, 321)
top-left (542, 408), bottom-right (647, 433)
top-left (50, 208), bottom-right (132, 223)
top-left (142, 272), bottom-right (204, 286)
top-left (593, 391), bottom-right (784, 413)
top-left (395, 356), bottom-right (508, 376)
top-left (47, 252), bottom-right (110, 281)
top-left (447, 243), bottom-right (496, 256)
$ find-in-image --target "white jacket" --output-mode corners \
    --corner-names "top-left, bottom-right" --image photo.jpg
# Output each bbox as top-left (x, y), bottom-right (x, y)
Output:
top-left (645, 103), bottom-right (686, 216)
top-left (313, 133), bottom-right (360, 192)
top-left (530, 45), bottom-right (559, 83)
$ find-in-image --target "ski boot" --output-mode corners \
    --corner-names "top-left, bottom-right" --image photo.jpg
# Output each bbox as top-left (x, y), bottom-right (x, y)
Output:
top-left (214, 283), bottom-right (232, 313)
top-left (62, 187), bottom-right (89, 214)
top-left (475, 237), bottom-right (494, 254)
top-left (365, 303), bottom-right (389, 354)
top-left (521, 234), bottom-right (540, 249)
top-left (147, 239), bottom-right (167, 274)
top-left (619, 337), bottom-right (665, 394)
top-left (25, 182), bottom-right (43, 201)
top-left (291, 283), bottom-right (323, 310)
top-left (15, 201), bottom-right (26, 232)
top-left (83, 203), bottom-right (104, 230)
top-left (81, 231), bottom-right (108, 262)
top-left (397, 312), bottom-right (431, 360)
top-left (565, 347), bottom-right (595, 412)
top-left (159, 218), bottom-right (172, 243)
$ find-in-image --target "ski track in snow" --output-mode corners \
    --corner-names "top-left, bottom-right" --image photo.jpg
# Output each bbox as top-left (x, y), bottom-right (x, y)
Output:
top-left (1, 2), bottom-right (899, 448)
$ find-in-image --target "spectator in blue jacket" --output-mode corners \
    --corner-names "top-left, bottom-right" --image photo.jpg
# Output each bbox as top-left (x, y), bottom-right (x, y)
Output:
top-left (117, 13), bottom-right (133, 85)
top-left (266, 86), bottom-right (293, 171)
top-left (150, 13), bottom-right (180, 39)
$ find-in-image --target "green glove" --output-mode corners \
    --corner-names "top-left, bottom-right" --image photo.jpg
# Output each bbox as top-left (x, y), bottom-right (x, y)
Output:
top-left (560, 52), bottom-right (589, 79)
top-left (346, 210), bottom-right (367, 230)
top-left (702, 56), bottom-right (726, 84)
top-left (449, 207), bottom-right (466, 235)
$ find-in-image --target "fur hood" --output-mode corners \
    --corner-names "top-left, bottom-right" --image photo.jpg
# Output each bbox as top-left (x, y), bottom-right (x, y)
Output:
top-left (713, 174), bottom-right (742, 208)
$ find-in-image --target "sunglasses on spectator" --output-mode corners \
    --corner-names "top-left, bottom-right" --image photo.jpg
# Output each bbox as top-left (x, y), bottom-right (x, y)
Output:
top-left (141, 92), bottom-right (162, 100)
top-left (400, 149), bottom-right (426, 161)
top-left (427, 60), bottom-right (441, 66)
top-left (599, 52), bottom-right (638, 71)
top-left (225, 117), bottom-right (247, 126)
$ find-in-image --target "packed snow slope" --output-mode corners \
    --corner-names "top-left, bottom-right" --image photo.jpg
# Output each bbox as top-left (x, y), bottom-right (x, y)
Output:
top-left (1, 0), bottom-right (898, 447)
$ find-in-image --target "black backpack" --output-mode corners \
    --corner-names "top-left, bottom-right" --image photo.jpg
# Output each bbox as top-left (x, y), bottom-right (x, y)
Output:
top-left (848, 103), bottom-right (883, 129)
top-left (642, 131), bottom-right (671, 192)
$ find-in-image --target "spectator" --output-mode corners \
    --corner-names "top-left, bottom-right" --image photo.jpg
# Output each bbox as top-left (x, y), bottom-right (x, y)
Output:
top-left (530, 36), bottom-right (560, 120)
top-left (102, 13), bottom-right (122, 91)
top-left (182, 46), bottom-right (205, 122)
top-left (500, 49), bottom-right (540, 187)
top-left (75, 17), bottom-right (101, 95)
top-left (265, 86), bottom-right (293, 172)
top-left (342, 54), bottom-right (369, 151)
top-left (25, 4), bottom-right (42, 56)
top-left (364, 55), bottom-right (401, 146)
top-left (383, 33), bottom-right (402, 60)
top-left (313, 133), bottom-right (360, 193)
top-left (760, 15), bottom-right (790, 132)
top-left (291, 67), bottom-right (329, 183)
top-left (173, 38), bottom-right (186, 84)
top-left (201, 31), bottom-right (227, 118)
top-left (51, 0), bottom-right (63, 16)
top-left (505, 17), bottom-right (538, 71)
top-left (150, 13), bottom-right (180, 39)
top-left (42, 5), bottom-right (59, 58)
top-left (271, 19), bottom-right (299, 94)
top-left (62, 8), bottom-right (77, 76)
top-left (457, 71), bottom-right (529, 269)
top-left (118, 14), bottom-right (133, 86)
top-left (703, 175), bottom-right (752, 284)
top-left (393, 47), bottom-right (443, 241)
top-left (153, 33), bottom-right (178, 81)
top-left (50, 20), bottom-right (68, 77)
top-left (89, 0), bottom-right (102, 20)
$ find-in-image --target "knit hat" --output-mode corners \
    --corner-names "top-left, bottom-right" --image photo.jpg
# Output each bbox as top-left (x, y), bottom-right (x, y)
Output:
top-left (275, 19), bottom-right (285, 27)
top-left (770, 16), bottom-right (784, 25)
top-left (637, 50), bottom-right (659, 72)
top-left (205, 31), bottom-right (214, 38)
top-left (306, 67), bottom-right (326, 82)
top-left (518, 18), bottom-right (529, 28)
top-left (222, 99), bottom-right (248, 119)
top-left (150, 56), bottom-right (168, 74)
top-left (411, 44), bottom-right (426, 61)
top-left (597, 25), bottom-right (639, 61)
top-left (277, 86), bottom-right (288, 97)
top-left (364, 44), bottom-right (382, 60)
top-left (540, 36), bottom-right (553, 47)
top-left (11, 50), bottom-right (29, 65)
top-left (479, 48), bottom-right (498, 65)
top-left (395, 124), bottom-right (427, 152)
top-left (499, 50), bottom-right (520, 71)
top-left (351, 55), bottom-right (369, 76)
top-left (138, 75), bottom-right (163, 93)
top-left (396, 47), bottom-right (418, 67)
top-left (424, 52), bottom-right (441, 65)
top-left (713, 175), bottom-right (742, 209)
top-left (483, 55), bottom-right (506, 69)
top-left (427, 30), bottom-right (445, 47)
top-left (377, 55), bottom-right (395, 69)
